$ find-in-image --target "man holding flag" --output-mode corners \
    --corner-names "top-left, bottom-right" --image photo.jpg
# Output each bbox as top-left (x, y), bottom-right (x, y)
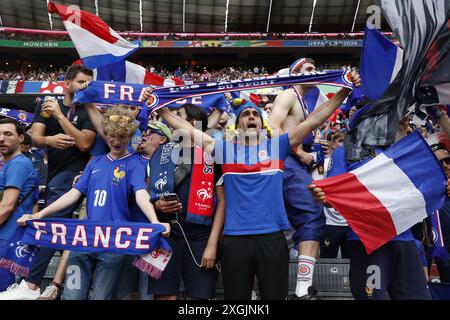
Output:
top-left (308, 128), bottom-right (449, 299)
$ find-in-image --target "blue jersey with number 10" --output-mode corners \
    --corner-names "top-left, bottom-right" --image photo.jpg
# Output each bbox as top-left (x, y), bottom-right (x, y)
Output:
top-left (74, 153), bottom-right (147, 222)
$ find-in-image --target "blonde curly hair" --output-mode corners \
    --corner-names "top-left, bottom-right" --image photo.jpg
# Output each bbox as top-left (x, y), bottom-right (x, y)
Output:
top-left (102, 105), bottom-right (138, 138)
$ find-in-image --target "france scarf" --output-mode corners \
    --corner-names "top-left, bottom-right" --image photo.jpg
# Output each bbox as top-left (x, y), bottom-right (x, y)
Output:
top-left (149, 144), bottom-right (215, 226)
top-left (72, 71), bottom-right (355, 112)
top-left (0, 219), bottom-right (172, 279)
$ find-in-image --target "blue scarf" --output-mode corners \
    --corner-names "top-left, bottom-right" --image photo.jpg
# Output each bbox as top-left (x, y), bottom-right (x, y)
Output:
top-left (0, 108), bottom-right (34, 125)
top-left (72, 71), bottom-right (354, 111)
top-left (148, 143), bottom-right (176, 202)
top-left (0, 219), bottom-right (172, 279)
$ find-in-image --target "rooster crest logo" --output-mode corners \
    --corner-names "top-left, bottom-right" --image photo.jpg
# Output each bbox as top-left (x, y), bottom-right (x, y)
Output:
top-left (18, 113), bottom-right (27, 121)
top-left (197, 181), bottom-right (213, 201)
top-left (112, 165), bottom-right (126, 185)
top-left (343, 70), bottom-right (353, 86)
top-left (15, 241), bottom-right (32, 259)
top-left (197, 188), bottom-right (213, 201)
top-left (155, 172), bottom-right (167, 191)
top-left (365, 285), bottom-right (374, 297)
top-left (146, 94), bottom-right (159, 108)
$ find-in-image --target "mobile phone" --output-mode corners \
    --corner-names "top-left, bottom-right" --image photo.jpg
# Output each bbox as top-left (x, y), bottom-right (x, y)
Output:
top-left (162, 193), bottom-right (179, 202)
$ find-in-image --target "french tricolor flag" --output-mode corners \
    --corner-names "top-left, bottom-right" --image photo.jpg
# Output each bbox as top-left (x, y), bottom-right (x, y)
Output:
top-left (93, 60), bottom-right (185, 86)
top-left (314, 131), bottom-right (447, 254)
top-left (360, 22), bottom-right (404, 101)
top-left (48, 2), bottom-right (139, 69)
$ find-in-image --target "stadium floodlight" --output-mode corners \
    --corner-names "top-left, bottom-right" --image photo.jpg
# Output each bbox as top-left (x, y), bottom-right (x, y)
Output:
top-left (225, 0), bottom-right (230, 32)
top-left (266, 0), bottom-right (273, 33)
top-left (183, 0), bottom-right (186, 32)
top-left (351, 0), bottom-right (361, 32)
top-left (308, 0), bottom-right (317, 33)
top-left (140, 0), bottom-right (143, 32)
top-left (46, 0), bottom-right (53, 30)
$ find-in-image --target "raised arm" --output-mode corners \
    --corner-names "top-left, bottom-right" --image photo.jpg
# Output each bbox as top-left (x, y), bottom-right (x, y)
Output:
top-left (157, 107), bottom-right (216, 154)
top-left (438, 112), bottom-right (450, 139)
top-left (85, 103), bottom-right (107, 141)
top-left (288, 71), bottom-right (361, 148)
top-left (269, 90), bottom-right (296, 137)
top-left (207, 108), bottom-right (224, 129)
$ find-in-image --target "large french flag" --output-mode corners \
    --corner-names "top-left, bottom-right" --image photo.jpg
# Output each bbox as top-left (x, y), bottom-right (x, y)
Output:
top-left (48, 2), bottom-right (139, 69)
top-left (93, 60), bottom-right (185, 86)
top-left (360, 22), bottom-right (404, 101)
top-left (314, 131), bottom-right (447, 254)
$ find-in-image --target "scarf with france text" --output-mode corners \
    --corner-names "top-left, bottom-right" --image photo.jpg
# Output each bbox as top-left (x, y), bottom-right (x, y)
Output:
top-left (72, 70), bottom-right (355, 111)
top-left (149, 143), bottom-right (215, 226)
top-left (0, 219), bottom-right (172, 279)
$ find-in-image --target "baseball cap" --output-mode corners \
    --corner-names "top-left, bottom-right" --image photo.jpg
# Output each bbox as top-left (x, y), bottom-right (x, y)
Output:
top-left (147, 121), bottom-right (172, 141)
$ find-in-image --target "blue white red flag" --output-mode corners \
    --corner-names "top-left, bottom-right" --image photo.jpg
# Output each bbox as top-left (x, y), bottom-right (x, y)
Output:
top-left (360, 22), bottom-right (403, 101)
top-left (94, 60), bottom-right (185, 87)
top-left (48, 2), bottom-right (139, 69)
top-left (315, 131), bottom-right (447, 254)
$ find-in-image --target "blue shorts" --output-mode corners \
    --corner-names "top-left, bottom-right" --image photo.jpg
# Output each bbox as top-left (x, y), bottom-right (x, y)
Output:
top-left (283, 155), bottom-right (325, 244)
top-left (347, 240), bottom-right (431, 300)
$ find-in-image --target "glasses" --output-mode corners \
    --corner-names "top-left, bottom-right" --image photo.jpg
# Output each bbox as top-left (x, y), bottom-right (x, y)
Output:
top-left (440, 158), bottom-right (450, 166)
top-left (144, 129), bottom-right (164, 137)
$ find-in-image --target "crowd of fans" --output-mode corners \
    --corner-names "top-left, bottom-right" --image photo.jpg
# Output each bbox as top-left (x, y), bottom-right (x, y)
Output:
top-left (0, 69), bottom-right (66, 81)
top-left (0, 66), bottom-right (272, 82)
top-left (0, 31), bottom-right (378, 42)
top-left (1, 64), bottom-right (350, 82)
top-left (0, 55), bottom-right (447, 302)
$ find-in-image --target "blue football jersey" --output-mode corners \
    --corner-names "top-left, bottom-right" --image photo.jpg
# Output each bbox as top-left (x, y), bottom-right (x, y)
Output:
top-left (74, 153), bottom-right (147, 222)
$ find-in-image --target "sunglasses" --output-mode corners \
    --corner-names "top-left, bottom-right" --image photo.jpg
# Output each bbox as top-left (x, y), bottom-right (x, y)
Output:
top-left (440, 157), bottom-right (450, 166)
top-left (144, 129), bottom-right (165, 137)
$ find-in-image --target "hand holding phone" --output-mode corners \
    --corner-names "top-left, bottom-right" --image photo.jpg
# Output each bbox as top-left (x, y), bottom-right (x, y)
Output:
top-left (156, 193), bottom-right (182, 214)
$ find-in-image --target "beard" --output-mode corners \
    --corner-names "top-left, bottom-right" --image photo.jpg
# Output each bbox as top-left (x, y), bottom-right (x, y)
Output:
top-left (1, 145), bottom-right (18, 158)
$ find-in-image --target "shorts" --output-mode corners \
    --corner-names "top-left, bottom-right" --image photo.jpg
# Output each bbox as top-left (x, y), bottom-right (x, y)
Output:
top-left (347, 240), bottom-right (431, 300)
top-left (320, 225), bottom-right (350, 258)
top-left (283, 155), bottom-right (325, 244)
top-left (147, 236), bottom-right (218, 299)
top-left (221, 231), bottom-right (289, 300)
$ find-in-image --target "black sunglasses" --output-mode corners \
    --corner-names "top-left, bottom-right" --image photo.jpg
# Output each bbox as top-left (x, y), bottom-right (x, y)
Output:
top-left (440, 157), bottom-right (450, 166)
